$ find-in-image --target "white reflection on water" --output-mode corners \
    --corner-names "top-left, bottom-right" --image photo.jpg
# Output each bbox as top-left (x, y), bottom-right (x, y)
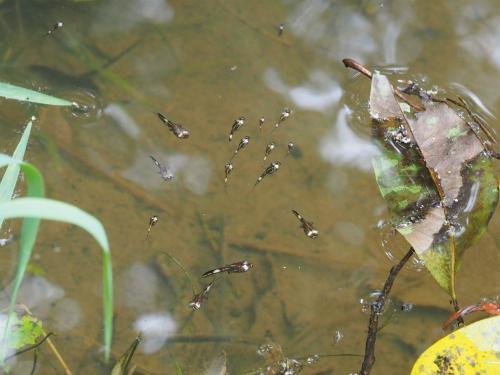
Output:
top-left (0, 314), bottom-right (17, 362)
top-left (287, 1), bottom-right (376, 61)
top-left (0, 276), bottom-right (82, 353)
top-left (264, 68), bottom-right (342, 111)
top-left (334, 221), bottom-right (365, 246)
top-left (319, 105), bottom-right (379, 171)
top-left (92, 0), bottom-right (174, 34)
top-left (122, 150), bottom-right (212, 195)
top-left (455, 3), bottom-right (500, 70)
top-left (52, 298), bottom-right (81, 332)
top-left (133, 313), bottom-right (177, 354)
top-left (287, 1), bottom-right (421, 64)
top-left (13, 276), bottom-right (64, 314)
top-left (119, 262), bottom-right (160, 311)
top-left (104, 104), bottom-right (141, 140)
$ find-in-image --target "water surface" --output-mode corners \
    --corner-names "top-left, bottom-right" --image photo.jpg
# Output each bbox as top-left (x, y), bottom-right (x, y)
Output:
top-left (1, 1), bottom-right (500, 374)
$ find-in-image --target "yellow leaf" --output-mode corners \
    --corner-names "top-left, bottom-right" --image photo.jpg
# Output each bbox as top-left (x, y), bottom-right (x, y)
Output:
top-left (411, 316), bottom-right (500, 374)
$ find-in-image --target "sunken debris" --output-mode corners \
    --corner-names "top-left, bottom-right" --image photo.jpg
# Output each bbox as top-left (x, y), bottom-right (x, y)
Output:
top-left (224, 161), bottom-right (233, 183)
top-left (147, 215), bottom-right (158, 237)
top-left (157, 112), bottom-right (190, 139)
top-left (188, 280), bottom-right (215, 310)
top-left (229, 116), bottom-right (245, 141)
top-left (292, 210), bottom-right (319, 239)
top-left (254, 161), bottom-right (281, 187)
top-left (275, 108), bottom-right (291, 128)
top-left (150, 155), bottom-right (174, 181)
top-left (201, 260), bottom-right (253, 278)
top-left (264, 142), bottom-right (276, 160)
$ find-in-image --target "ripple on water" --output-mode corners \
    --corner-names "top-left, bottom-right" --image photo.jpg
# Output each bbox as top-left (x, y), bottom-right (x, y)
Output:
top-left (62, 88), bottom-right (103, 122)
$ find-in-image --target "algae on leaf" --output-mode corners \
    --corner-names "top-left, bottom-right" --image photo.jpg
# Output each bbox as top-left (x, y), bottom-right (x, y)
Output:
top-left (369, 73), bottom-right (498, 301)
top-left (411, 315), bottom-right (500, 374)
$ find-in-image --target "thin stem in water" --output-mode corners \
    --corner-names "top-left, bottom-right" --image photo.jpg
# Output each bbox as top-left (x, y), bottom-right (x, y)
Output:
top-left (359, 247), bottom-right (415, 375)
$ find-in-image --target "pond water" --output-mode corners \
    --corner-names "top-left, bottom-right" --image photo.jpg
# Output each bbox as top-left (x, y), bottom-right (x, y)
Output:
top-left (1, 0), bottom-right (500, 374)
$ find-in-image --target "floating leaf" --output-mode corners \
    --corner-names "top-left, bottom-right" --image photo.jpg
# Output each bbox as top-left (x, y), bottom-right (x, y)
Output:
top-left (0, 82), bottom-right (73, 106)
top-left (411, 315), bottom-right (500, 374)
top-left (369, 73), bottom-right (498, 300)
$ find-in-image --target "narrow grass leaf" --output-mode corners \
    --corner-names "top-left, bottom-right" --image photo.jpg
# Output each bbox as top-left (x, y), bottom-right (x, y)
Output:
top-left (0, 82), bottom-right (73, 106)
top-left (111, 336), bottom-right (141, 375)
top-left (0, 157), bottom-right (44, 363)
top-left (0, 120), bottom-right (32, 229)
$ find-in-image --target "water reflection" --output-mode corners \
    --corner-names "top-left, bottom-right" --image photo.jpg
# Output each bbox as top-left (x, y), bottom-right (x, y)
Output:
top-left (119, 262), bottom-right (160, 312)
top-left (264, 68), bottom-right (342, 111)
top-left (91, 0), bottom-right (174, 34)
top-left (319, 105), bottom-right (379, 171)
top-left (104, 104), bottom-right (141, 140)
top-left (133, 313), bottom-right (177, 354)
top-left (0, 276), bottom-right (82, 337)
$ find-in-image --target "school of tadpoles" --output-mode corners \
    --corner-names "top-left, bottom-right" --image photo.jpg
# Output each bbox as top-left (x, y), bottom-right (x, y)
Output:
top-left (147, 108), bottom-right (319, 311)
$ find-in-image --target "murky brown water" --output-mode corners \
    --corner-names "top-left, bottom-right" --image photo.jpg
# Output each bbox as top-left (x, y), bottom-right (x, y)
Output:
top-left (1, 0), bottom-right (500, 374)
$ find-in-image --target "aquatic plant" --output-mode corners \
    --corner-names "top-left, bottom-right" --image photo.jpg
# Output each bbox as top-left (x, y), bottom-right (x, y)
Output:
top-left (0, 81), bottom-right (73, 106)
top-left (0, 120), bottom-right (113, 362)
top-left (343, 59), bottom-right (500, 375)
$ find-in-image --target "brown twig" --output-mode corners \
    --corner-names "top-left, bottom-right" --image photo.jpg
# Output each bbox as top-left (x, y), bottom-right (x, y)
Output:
top-left (359, 247), bottom-right (415, 375)
top-left (342, 58), bottom-right (425, 112)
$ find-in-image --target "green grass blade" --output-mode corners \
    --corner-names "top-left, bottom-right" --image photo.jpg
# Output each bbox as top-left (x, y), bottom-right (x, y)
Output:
top-left (0, 82), bottom-right (73, 106)
top-left (0, 120), bottom-right (33, 229)
top-left (0, 196), bottom-right (113, 362)
top-left (0, 158), bottom-right (44, 363)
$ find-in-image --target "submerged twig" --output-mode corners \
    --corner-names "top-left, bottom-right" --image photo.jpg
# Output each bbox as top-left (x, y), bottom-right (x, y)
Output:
top-left (30, 349), bottom-right (38, 375)
top-left (6, 332), bottom-right (54, 360)
top-left (359, 247), bottom-right (415, 375)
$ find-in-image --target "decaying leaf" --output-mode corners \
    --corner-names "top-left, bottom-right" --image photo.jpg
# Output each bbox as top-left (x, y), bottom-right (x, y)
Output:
top-left (111, 336), bottom-right (141, 375)
top-left (3, 313), bottom-right (44, 350)
top-left (411, 315), bottom-right (500, 374)
top-left (368, 72), bottom-right (498, 300)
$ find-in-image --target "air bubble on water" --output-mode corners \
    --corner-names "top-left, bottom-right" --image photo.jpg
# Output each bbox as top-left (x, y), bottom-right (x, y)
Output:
top-left (384, 250), bottom-right (396, 262)
top-left (401, 303), bottom-right (414, 312)
top-left (257, 343), bottom-right (273, 356)
top-left (410, 256), bottom-right (425, 272)
top-left (306, 354), bottom-right (320, 364)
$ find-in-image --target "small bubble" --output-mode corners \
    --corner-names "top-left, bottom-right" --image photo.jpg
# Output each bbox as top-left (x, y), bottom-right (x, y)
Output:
top-left (401, 303), bottom-right (413, 312)
top-left (306, 354), bottom-right (319, 364)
